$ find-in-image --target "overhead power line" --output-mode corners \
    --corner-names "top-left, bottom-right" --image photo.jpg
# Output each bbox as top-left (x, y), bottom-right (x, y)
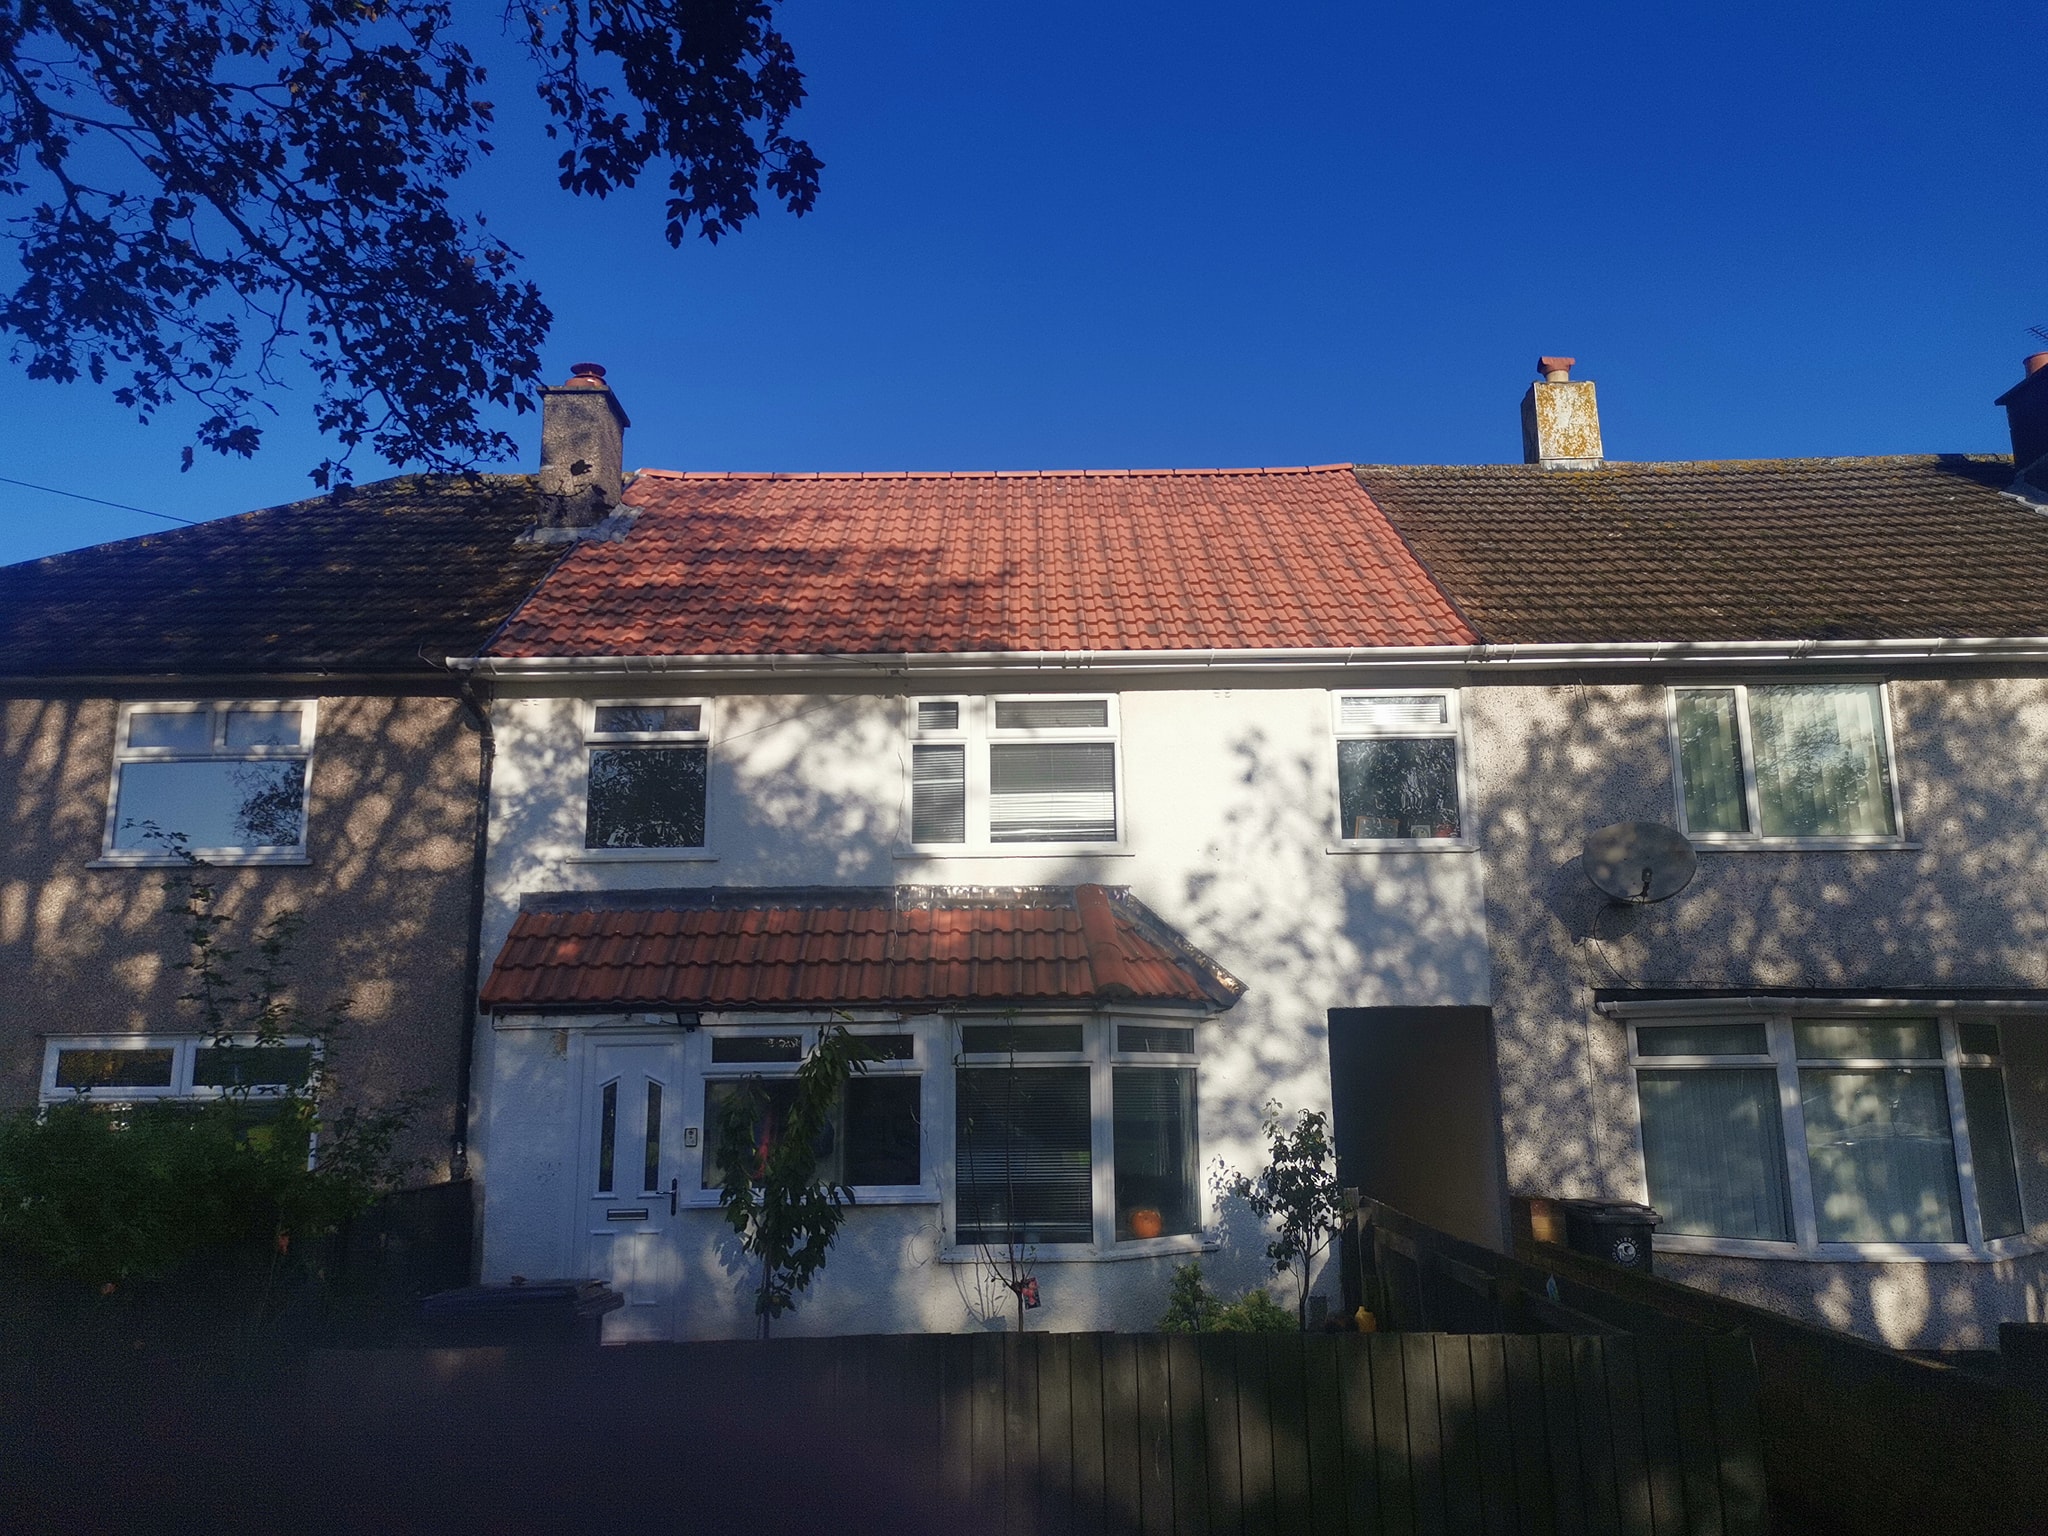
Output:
top-left (0, 473), bottom-right (197, 526)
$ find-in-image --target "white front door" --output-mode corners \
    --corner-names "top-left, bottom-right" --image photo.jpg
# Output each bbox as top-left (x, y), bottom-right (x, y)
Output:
top-left (580, 1039), bottom-right (683, 1341)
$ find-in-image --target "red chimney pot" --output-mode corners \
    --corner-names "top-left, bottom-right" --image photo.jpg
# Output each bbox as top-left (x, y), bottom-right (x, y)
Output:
top-left (569, 362), bottom-right (607, 380)
top-left (1537, 356), bottom-right (1575, 381)
top-left (2026, 352), bottom-right (2048, 378)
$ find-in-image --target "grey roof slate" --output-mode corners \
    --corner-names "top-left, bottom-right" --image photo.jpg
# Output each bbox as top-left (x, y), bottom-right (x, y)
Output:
top-left (0, 475), bottom-right (563, 680)
top-left (1353, 455), bottom-right (2048, 644)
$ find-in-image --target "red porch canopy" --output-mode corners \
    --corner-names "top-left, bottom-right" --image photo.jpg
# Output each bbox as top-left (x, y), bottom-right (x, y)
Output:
top-left (480, 884), bottom-right (1244, 1013)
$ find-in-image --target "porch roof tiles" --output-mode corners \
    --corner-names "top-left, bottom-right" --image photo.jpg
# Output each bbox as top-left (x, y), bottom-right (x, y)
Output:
top-left (480, 885), bottom-right (1245, 1013)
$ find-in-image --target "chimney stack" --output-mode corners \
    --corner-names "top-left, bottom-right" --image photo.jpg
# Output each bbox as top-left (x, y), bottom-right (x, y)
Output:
top-left (538, 362), bottom-right (630, 529)
top-left (1521, 356), bottom-right (1605, 470)
top-left (1995, 353), bottom-right (2048, 485)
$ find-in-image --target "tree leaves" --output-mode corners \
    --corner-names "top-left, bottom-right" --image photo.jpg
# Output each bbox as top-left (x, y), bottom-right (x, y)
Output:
top-left (0, 1), bottom-right (818, 486)
top-left (1214, 1101), bottom-right (1347, 1329)
top-left (710, 1022), bottom-right (875, 1337)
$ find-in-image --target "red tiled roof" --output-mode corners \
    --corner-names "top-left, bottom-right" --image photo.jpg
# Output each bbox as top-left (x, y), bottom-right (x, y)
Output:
top-left (480, 886), bottom-right (1244, 1012)
top-left (487, 466), bottom-right (1476, 658)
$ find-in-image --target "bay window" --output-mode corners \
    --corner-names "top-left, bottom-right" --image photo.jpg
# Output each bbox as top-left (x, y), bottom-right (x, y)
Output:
top-left (103, 701), bottom-right (315, 863)
top-left (952, 1016), bottom-right (1201, 1253)
top-left (1670, 683), bottom-right (1903, 843)
top-left (908, 697), bottom-right (1120, 850)
top-left (1630, 1011), bottom-right (2029, 1255)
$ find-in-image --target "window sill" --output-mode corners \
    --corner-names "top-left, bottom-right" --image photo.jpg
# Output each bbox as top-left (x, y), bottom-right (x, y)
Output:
top-left (88, 853), bottom-right (310, 869)
top-left (567, 848), bottom-right (720, 864)
top-left (1325, 840), bottom-right (1475, 855)
top-left (1690, 840), bottom-right (1921, 853)
top-left (894, 846), bottom-right (1134, 861)
top-left (1654, 1233), bottom-right (2042, 1263)
top-left (937, 1231), bottom-right (1219, 1265)
top-left (683, 1189), bottom-right (939, 1210)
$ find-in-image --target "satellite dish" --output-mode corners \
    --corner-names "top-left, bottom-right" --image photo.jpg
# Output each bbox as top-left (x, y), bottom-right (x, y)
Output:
top-left (1583, 822), bottom-right (1698, 904)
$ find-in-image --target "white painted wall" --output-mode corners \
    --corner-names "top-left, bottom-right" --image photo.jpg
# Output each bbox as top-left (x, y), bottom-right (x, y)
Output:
top-left (470, 675), bottom-right (1491, 1339)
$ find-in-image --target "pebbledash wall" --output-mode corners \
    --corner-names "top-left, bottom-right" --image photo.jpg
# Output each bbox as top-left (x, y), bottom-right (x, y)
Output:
top-left (468, 673), bottom-right (1492, 1340)
top-left (0, 693), bottom-right (484, 1178)
top-left (1464, 672), bottom-right (2048, 1351)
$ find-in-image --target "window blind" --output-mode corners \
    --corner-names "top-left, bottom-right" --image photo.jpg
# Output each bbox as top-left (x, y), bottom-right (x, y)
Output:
top-left (911, 744), bottom-right (967, 843)
top-left (955, 1066), bottom-right (1093, 1245)
top-left (993, 699), bottom-right (1108, 730)
top-left (1338, 695), bottom-right (1447, 731)
top-left (916, 700), bottom-right (960, 732)
top-left (989, 743), bottom-right (1116, 842)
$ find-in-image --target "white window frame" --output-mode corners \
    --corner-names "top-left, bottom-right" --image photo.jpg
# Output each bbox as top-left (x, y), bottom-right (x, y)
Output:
top-left (940, 1010), bottom-right (1210, 1263)
top-left (1665, 681), bottom-right (1910, 850)
top-left (576, 697), bottom-right (717, 862)
top-left (1624, 1005), bottom-right (2034, 1262)
top-left (40, 1034), bottom-right (322, 1105)
top-left (97, 699), bottom-right (318, 866)
top-left (902, 695), bottom-right (1127, 856)
top-left (1326, 689), bottom-right (1472, 852)
top-left (683, 1015), bottom-right (938, 1207)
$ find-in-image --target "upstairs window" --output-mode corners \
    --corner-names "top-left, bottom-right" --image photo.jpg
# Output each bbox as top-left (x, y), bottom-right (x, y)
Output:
top-left (104, 702), bottom-right (315, 863)
top-left (1671, 684), bottom-right (1901, 842)
top-left (584, 701), bottom-right (709, 851)
top-left (1330, 691), bottom-right (1464, 845)
top-left (908, 697), bottom-right (1120, 849)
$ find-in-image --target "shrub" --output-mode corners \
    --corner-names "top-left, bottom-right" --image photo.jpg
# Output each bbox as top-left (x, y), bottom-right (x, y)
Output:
top-left (0, 1094), bottom-right (412, 1289)
top-left (1158, 1262), bottom-right (1296, 1334)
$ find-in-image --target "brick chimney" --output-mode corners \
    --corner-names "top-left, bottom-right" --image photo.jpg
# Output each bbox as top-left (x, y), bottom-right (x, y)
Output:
top-left (1521, 356), bottom-right (1605, 470)
top-left (1995, 352), bottom-right (2048, 483)
top-left (538, 362), bottom-right (630, 529)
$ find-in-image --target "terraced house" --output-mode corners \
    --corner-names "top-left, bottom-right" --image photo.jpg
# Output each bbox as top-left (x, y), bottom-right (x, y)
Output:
top-left (9, 353), bottom-right (2048, 1351)
top-left (0, 473), bottom-right (565, 1193)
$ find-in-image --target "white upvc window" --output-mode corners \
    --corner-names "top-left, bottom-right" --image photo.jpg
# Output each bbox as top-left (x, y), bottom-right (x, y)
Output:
top-left (906, 696), bottom-right (1122, 852)
top-left (688, 1021), bottom-right (933, 1204)
top-left (1668, 682), bottom-right (1907, 846)
top-left (1627, 1009), bottom-right (2030, 1260)
top-left (41, 1035), bottom-right (319, 1104)
top-left (582, 699), bottom-right (711, 853)
top-left (1328, 690), bottom-right (1467, 847)
top-left (100, 700), bottom-right (316, 865)
top-left (947, 1014), bottom-right (1203, 1258)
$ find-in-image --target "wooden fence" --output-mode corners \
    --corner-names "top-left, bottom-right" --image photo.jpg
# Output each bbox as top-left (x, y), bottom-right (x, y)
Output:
top-left (1343, 1199), bottom-right (2045, 1533)
top-left (285, 1330), bottom-right (1766, 1536)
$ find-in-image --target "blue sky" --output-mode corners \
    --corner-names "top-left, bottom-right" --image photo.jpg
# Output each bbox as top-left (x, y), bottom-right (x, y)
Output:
top-left (1, 0), bottom-right (2043, 564)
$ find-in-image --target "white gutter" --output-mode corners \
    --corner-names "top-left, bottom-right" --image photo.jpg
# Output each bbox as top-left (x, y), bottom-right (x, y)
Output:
top-left (1596, 995), bottom-right (2048, 1019)
top-left (449, 634), bottom-right (2048, 681)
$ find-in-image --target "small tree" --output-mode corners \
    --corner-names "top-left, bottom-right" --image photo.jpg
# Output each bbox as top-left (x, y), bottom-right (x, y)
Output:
top-left (711, 1021), bottom-right (878, 1338)
top-left (1214, 1102), bottom-right (1346, 1330)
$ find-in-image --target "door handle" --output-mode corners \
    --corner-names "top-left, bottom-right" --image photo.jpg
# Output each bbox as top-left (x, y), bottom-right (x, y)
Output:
top-left (669, 1177), bottom-right (679, 1216)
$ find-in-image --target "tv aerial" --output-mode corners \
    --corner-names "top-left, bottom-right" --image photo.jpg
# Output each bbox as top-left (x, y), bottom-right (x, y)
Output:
top-left (1583, 822), bottom-right (1697, 904)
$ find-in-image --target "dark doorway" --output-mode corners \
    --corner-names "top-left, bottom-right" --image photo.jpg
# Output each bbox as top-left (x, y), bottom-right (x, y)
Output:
top-left (1327, 1006), bottom-right (1509, 1250)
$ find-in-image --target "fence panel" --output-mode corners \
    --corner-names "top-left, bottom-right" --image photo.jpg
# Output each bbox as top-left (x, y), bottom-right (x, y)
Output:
top-left (3, 1327), bottom-right (1766, 1536)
